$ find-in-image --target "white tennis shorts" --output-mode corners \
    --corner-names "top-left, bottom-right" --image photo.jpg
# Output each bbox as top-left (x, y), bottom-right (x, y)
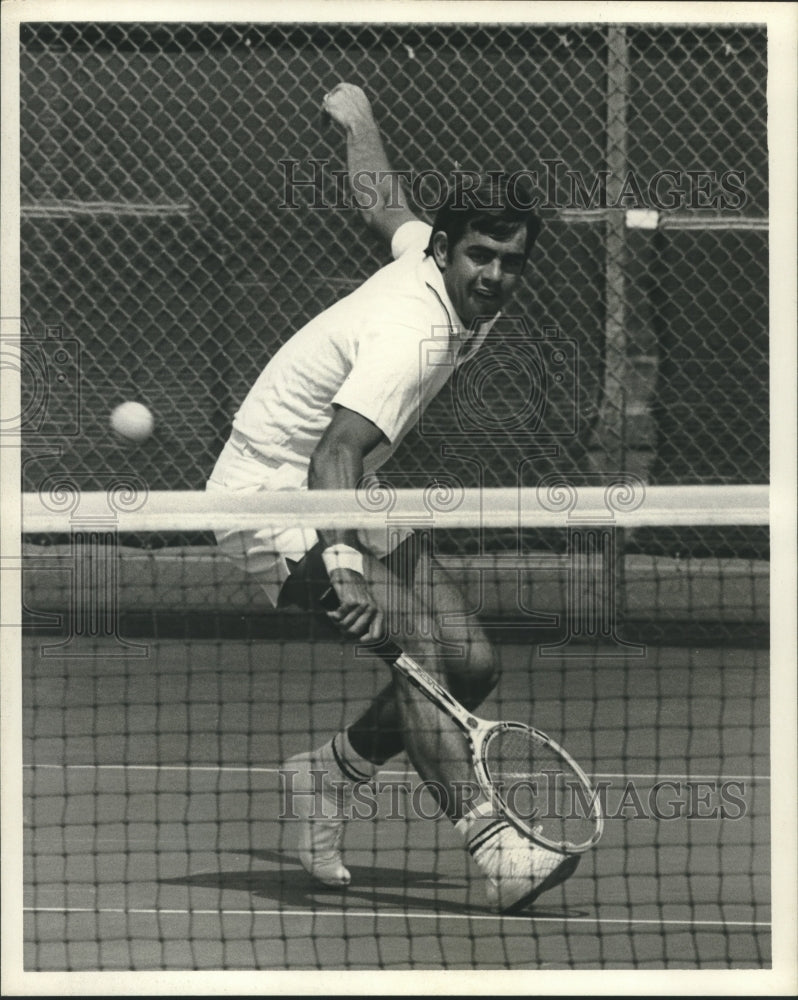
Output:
top-left (207, 430), bottom-right (410, 606)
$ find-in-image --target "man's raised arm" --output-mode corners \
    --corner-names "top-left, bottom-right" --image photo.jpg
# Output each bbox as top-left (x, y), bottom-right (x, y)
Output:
top-left (322, 83), bottom-right (419, 245)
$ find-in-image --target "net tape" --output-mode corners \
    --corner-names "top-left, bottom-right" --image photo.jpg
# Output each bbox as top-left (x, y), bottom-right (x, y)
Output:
top-left (22, 484), bottom-right (769, 533)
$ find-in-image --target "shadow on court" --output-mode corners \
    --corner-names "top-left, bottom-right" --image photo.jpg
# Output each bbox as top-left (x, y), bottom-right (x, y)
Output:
top-left (163, 853), bottom-right (472, 915)
top-left (160, 846), bottom-right (586, 922)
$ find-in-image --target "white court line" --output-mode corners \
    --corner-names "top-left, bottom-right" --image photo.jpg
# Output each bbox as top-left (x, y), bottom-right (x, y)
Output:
top-left (23, 763), bottom-right (772, 782)
top-left (23, 905), bottom-right (770, 929)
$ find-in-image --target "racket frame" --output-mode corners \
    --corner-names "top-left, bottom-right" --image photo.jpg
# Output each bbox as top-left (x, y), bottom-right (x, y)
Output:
top-left (392, 648), bottom-right (604, 854)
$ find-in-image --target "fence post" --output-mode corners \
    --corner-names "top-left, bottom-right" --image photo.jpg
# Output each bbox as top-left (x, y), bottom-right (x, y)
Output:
top-left (599, 25), bottom-right (631, 618)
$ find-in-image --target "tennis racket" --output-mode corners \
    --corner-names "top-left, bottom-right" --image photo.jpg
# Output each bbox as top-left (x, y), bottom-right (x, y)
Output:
top-left (320, 587), bottom-right (603, 855)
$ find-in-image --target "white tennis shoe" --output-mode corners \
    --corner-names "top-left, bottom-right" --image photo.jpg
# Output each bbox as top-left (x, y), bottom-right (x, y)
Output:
top-left (468, 817), bottom-right (580, 913)
top-left (282, 751), bottom-right (353, 888)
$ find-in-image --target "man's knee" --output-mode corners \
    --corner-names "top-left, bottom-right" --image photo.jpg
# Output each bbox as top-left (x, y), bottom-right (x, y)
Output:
top-left (445, 639), bottom-right (498, 709)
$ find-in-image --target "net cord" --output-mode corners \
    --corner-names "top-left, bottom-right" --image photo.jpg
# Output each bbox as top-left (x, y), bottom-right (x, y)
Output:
top-left (21, 485), bottom-right (769, 533)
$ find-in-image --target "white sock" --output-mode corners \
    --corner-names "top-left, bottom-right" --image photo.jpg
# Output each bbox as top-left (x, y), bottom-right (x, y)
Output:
top-left (455, 800), bottom-right (507, 855)
top-left (318, 730), bottom-right (380, 785)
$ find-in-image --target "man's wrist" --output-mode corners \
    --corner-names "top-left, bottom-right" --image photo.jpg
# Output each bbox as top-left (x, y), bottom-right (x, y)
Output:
top-left (322, 544), bottom-right (365, 576)
top-left (345, 114), bottom-right (378, 140)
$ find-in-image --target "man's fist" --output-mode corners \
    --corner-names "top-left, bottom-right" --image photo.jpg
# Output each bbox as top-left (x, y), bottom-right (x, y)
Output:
top-left (321, 83), bottom-right (375, 132)
top-left (325, 568), bottom-right (385, 642)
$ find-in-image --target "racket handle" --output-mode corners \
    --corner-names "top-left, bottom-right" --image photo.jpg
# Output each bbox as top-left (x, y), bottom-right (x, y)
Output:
top-left (319, 585), bottom-right (341, 612)
top-left (321, 589), bottom-right (477, 735)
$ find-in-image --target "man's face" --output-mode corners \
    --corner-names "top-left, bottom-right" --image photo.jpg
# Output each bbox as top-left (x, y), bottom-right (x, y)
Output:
top-left (433, 223), bottom-right (528, 327)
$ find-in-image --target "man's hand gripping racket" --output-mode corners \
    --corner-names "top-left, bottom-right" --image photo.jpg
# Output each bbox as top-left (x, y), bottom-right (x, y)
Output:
top-left (320, 587), bottom-right (604, 856)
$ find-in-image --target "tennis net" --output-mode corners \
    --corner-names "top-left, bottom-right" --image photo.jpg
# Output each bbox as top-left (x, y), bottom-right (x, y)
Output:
top-left (19, 484), bottom-right (770, 971)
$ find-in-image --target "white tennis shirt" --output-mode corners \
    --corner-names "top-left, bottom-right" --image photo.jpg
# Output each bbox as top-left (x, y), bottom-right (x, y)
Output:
top-left (224, 220), bottom-right (496, 488)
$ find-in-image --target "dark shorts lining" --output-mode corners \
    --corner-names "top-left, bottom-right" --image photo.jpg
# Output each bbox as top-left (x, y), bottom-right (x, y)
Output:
top-left (276, 535), bottom-right (417, 611)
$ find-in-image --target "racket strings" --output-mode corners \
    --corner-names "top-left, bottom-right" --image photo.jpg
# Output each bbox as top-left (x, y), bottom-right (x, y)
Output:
top-left (483, 727), bottom-right (599, 851)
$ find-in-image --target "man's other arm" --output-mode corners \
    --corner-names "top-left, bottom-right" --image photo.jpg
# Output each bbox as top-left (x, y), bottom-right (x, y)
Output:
top-left (322, 83), bottom-right (419, 245)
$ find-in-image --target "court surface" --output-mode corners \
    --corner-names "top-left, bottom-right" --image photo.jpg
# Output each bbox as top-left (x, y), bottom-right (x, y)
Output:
top-left (22, 635), bottom-right (770, 971)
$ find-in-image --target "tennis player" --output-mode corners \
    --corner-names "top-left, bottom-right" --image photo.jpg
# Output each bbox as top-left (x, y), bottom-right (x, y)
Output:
top-left (207, 83), bottom-right (579, 912)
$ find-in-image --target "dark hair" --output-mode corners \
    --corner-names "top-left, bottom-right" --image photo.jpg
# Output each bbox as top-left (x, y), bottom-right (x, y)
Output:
top-left (425, 173), bottom-right (542, 258)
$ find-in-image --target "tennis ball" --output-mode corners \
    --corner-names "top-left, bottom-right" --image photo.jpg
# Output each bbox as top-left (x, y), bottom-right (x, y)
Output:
top-left (111, 401), bottom-right (154, 442)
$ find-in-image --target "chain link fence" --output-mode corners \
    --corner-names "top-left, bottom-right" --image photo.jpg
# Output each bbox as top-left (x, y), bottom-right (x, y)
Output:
top-left (14, 24), bottom-right (773, 976)
top-left (18, 22), bottom-right (768, 550)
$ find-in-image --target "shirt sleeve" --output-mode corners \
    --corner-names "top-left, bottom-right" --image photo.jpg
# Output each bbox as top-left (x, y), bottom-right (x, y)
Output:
top-left (331, 321), bottom-right (438, 444)
top-left (390, 220), bottom-right (433, 260)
